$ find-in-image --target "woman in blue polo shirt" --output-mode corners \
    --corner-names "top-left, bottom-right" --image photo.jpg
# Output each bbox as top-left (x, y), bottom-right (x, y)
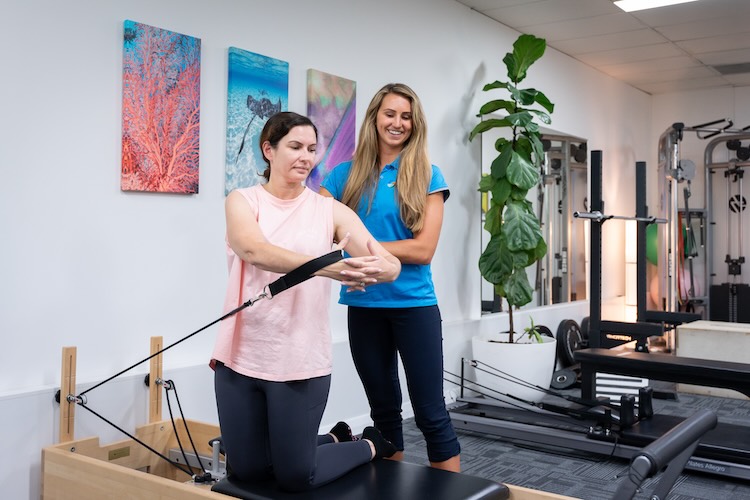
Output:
top-left (321, 82), bottom-right (460, 472)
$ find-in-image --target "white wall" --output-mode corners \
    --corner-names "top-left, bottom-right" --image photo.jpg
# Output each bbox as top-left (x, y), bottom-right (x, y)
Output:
top-left (1, 0), bottom-right (655, 498)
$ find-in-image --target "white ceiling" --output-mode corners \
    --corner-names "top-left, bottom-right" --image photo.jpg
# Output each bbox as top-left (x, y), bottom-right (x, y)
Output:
top-left (454, 0), bottom-right (750, 95)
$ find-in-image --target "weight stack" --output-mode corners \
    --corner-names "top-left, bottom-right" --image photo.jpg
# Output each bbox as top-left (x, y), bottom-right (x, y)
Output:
top-left (710, 284), bottom-right (732, 322)
top-left (710, 283), bottom-right (750, 323)
top-left (738, 284), bottom-right (750, 323)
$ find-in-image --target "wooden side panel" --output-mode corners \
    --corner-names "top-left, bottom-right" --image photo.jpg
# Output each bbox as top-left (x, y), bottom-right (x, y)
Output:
top-left (149, 336), bottom-right (164, 423)
top-left (41, 447), bottom-right (228, 500)
top-left (59, 347), bottom-right (77, 443)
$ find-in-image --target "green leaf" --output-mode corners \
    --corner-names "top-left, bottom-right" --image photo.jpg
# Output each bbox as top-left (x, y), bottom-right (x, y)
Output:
top-left (505, 269), bottom-right (534, 307)
top-left (478, 173), bottom-right (494, 192)
top-left (533, 237), bottom-right (548, 260)
top-left (503, 201), bottom-right (543, 251)
top-left (533, 90), bottom-right (555, 113)
top-left (490, 177), bottom-right (512, 207)
top-left (484, 202), bottom-right (502, 234)
top-left (506, 111), bottom-right (534, 129)
top-left (505, 34), bottom-right (546, 84)
top-left (494, 137), bottom-right (510, 152)
top-left (516, 89), bottom-right (539, 106)
top-left (527, 109), bottom-right (552, 125)
top-left (491, 142), bottom-right (513, 179)
top-left (513, 249), bottom-right (532, 268)
top-left (478, 99), bottom-right (516, 116)
top-left (506, 149), bottom-right (539, 190)
top-left (469, 118), bottom-right (512, 141)
top-left (526, 133), bottom-right (544, 164)
top-left (509, 186), bottom-right (529, 201)
top-left (479, 234), bottom-right (513, 284)
top-left (515, 135), bottom-right (533, 157)
top-left (482, 80), bottom-right (512, 92)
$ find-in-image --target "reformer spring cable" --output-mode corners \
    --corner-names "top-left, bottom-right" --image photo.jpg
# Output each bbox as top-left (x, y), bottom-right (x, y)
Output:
top-left (442, 370), bottom-right (590, 433)
top-left (78, 249), bottom-right (344, 399)
top-left (468, 359), bottom-right (620, 410)
top-left (77, 293), bottom-right (267, 399)
top-left (443, 370), bottom-right (621, 459)
top-left (76, 401), bottom-right (194, 478)
top-left (165, 379), bottom-right (209, 478)
top-left (445, 360), bottom-right (627, 460)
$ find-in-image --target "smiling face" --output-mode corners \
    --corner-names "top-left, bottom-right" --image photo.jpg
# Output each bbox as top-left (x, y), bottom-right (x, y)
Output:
top-left (263, 125), bottom-right (317, 185)
top-left (376, 92), bottom-right (413, 154)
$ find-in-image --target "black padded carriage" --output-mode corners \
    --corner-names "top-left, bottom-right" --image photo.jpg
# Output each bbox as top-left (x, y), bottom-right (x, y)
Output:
top-left (211, 459), bottom-right (509, 500)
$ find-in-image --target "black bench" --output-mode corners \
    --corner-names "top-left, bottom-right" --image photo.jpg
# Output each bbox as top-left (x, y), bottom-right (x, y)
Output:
top-left (211, 458), bottom-right (509, 499)
top-left (575, 348), bottom-right (750, 400)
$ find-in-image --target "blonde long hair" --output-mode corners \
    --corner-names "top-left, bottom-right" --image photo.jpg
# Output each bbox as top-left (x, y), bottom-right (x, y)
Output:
top-left (341, 83), bottom-right (431, 233)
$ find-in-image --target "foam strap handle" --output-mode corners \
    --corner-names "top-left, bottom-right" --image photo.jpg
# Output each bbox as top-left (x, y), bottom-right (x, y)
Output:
top-left (267, 250), bottom-right (344, 297)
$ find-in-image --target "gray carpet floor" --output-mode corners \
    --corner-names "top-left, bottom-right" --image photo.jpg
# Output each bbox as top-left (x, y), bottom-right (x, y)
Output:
top-left (400, 386), bottom-right (750, 500)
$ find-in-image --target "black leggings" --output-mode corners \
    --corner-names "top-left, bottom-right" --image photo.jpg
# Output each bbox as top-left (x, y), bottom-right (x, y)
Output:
top-left (348, 305), bottom-right (460, 462)
top-left (214, 363), bottom-right (371, 492)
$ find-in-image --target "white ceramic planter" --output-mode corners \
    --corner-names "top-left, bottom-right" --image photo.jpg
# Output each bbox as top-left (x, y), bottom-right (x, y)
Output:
top-left (471, 332), bottom-right (557, 403)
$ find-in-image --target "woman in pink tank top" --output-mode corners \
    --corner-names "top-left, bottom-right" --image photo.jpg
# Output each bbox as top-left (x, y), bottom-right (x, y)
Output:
top-left (211, 112), bottom-right (401, 492)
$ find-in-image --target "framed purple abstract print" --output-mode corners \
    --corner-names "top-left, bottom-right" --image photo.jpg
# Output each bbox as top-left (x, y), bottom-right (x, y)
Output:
top-left (305, 69), bottom-right (356, 193)
top-left (121, 20), bottom-right (201, 194)
top-left (224, 47), bottom-right (289, 195)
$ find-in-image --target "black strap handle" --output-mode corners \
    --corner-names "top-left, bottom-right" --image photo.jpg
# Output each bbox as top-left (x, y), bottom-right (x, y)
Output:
top-left (268, 249), bottom-right (344, 297)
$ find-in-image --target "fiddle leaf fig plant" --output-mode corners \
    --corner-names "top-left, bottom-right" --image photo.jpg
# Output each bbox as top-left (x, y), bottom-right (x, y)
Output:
top-left (469, 34), bottom-right (554, 342)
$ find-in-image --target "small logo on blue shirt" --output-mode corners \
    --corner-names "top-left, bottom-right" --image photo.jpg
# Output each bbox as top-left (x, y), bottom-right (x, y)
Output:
top-left (387, 181), bottom-right (396, 188)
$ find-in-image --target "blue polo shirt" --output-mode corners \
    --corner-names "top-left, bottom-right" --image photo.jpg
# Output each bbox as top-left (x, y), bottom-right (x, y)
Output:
top-left (322, 157), bottom-right (449, 308)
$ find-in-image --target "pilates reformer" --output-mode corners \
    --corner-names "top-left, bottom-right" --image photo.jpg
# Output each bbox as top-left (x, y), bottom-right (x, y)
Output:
top-left (448, 150), bottom-right (750, 485)
top-left (44, 251), bottom-right (563, 500)
top-left (45, 344), bottom-right (514, 500)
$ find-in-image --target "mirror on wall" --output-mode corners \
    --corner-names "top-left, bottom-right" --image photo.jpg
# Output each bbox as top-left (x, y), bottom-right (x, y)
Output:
top-left (480, 128), bottom-right (588, 314)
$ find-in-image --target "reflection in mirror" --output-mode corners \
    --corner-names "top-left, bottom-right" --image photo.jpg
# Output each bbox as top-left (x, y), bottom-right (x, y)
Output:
top-left (480, 127), bottom-right (588, 314)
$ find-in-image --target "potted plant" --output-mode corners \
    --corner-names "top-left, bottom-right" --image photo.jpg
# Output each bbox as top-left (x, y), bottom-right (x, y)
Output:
top-left (469, 34), bottom-right (556, 403)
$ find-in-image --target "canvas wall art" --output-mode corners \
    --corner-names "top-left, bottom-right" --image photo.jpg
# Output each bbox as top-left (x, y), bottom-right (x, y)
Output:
top-left (305, 69), bottom-right (356, 193)
top-left (225, 47), bottom-right (288, 195)
top-left (121, 20), bottom-right (201, 194)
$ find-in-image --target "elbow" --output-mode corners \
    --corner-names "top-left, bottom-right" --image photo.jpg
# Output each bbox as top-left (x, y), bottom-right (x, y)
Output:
top-left (237, 248), bottom-right (260, 266)
top-left (413, 255), bottom-right (433, 266)
top-left (229, 240), bottom-right (263, 267)
top-left (412, 248), bottom-right (435, 266)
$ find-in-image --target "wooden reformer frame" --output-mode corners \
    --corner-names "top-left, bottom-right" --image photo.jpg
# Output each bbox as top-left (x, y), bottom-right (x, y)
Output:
top-left (42, 338), bottom-right (230, 500)
top-left (41, 339), bottom-right (576, 500)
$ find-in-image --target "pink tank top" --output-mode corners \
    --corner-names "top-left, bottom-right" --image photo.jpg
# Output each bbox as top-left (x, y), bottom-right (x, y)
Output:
top-left (211, 185), bottom-right (335, 382)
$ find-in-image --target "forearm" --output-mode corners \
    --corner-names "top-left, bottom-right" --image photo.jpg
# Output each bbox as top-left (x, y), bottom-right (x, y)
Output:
top-left (231, 240), bottom-right (315, 274)
top-left (381, 239), bottom-right (435, 265)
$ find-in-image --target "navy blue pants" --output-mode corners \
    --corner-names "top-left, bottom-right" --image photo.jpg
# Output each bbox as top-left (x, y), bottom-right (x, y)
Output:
top-left (348, 305), bottom-right (460, 463)
top-left (214, 363), bottom-right (371, 492)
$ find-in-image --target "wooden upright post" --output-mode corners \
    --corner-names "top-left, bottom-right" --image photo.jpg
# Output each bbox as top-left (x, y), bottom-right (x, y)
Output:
top-left (148, 336), bottom-right (163, 423)
top-left (59, 346), bottom-right (77, 443)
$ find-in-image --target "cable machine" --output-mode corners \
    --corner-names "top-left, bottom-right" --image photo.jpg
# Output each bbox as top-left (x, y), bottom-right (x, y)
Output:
top-left (656, 119), bottom-right (750, 322)
top-left (538, 134), bottom-right (588, 305)
top-left (705, 131), bottom-right (750, 322)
